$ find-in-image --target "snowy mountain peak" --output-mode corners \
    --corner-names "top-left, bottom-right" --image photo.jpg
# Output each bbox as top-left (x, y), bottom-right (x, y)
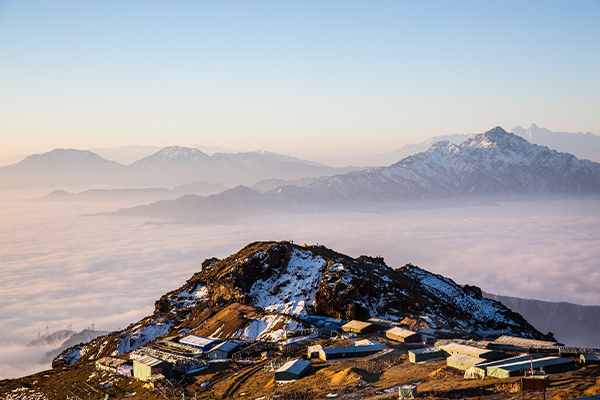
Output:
top-left (461, 126), bottom-right (528, 150)
top-left (428, 140), bottom-right (460, 152)
top-left (153, 146), bottom-right (208, 160)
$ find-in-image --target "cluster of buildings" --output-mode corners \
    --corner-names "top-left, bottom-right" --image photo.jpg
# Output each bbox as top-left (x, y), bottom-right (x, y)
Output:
top-left (404, 334), bottom-right (599, 381)
top-left (94, 314), bottom-right (599, 396)
top-left (95, 334), bottom-right (240, 383)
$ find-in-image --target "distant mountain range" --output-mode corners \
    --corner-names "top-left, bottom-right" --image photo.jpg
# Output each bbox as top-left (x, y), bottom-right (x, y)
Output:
top-left (0, 147), bottom-right (361, 189)
top-left (484, 292), bottom-right (600, 348)
top-left (35, 181), bottom-right (227, 203)
top-left (511, 124), bottom-right (600, 163)
top-left (317, 124), bottom-right (600, 167)
top-left (108, 126), bottom-right (600, 221)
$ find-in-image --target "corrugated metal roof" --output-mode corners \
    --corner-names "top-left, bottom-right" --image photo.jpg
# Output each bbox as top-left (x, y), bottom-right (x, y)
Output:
top-left (448, 354), bottom-right (487, 365)
top-left (209, 341), bottom-right (239, 353)
top-left (355, 339), bottom-right (381, 347)
top-left (276, 359), bottom-right (312, 375)
top-left (488, 356), bottom-right (572, 373)
top-left (494, 335), bottom-right (557, 347)
top-left (386, 327), bottom-right (419, 338)
top-left (342, 320), bottom-right (372, 330)
top-left (439, 343), bottom-right (493, 356)
top-left (409, 347), bottom-right (442, 355)
top-left (135, 355), bottom-right (167, 368)
top-left (180, 335), bottom-right (221, 348)
top-left (321, 343), bottom-right (386, 355)
top-left (477, 354), bottom-right (545, 369)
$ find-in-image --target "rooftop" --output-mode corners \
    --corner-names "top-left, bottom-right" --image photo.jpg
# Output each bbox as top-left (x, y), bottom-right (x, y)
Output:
top-left (494, 335), bottom-right (557, 347)
top-left (342, 320), bottom-right (373, 330)
top-left (180, 335), bottom-right (222, 348)
top-left (439, 342), bottom-right (495, 356)
top-left (135, 355), bottom-right (168, 368)
top-left (386, 327), bottom-right (419, 338)
top-left (276, 359), bottom-right (312, 376)
top-left (209, 341), bottom-right (239, 353)
top-left (409, 347), bottom-right (442, 355)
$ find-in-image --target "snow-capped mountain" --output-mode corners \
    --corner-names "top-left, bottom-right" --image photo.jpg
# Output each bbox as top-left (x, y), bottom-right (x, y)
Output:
top-left (0, 146), bottom-right (361, 189)
top-left (110, 126), bottom-right (600, 221)
top-left (295, 126), bottom-right (600, 200)
top-left (511, 123), bottom-right (600, 163)
top-left (127, 146), bottom-right (361, 187)
top-left (53, 241), bottom-right (549, 367)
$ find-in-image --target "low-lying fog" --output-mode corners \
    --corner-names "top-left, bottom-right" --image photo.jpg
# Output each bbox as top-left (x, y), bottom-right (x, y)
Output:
top-left (1, 189), bottom-right (599, 379)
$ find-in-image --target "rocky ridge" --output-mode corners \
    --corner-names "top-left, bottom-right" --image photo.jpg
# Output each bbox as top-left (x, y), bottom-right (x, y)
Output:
top-left (52, 241), bottom-right (550, 367)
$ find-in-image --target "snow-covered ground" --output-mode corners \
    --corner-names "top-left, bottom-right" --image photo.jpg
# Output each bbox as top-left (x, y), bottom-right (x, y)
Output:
top-left (249, 248), bottom-right (326, 316)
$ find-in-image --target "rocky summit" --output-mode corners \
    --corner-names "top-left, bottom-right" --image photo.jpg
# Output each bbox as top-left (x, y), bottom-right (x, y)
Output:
top-left (53, 241), bottom-right (549, 367)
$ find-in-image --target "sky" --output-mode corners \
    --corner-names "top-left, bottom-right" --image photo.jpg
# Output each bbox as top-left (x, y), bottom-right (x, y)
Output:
top-left (1, 0), bottom-right (599, 161)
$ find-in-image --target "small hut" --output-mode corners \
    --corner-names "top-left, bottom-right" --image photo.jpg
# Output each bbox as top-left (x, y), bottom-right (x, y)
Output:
top-left (319, 342), bottom-right (386, 361)
top-left (207, 341), bottom-right (240, 360)
top-left (307, 345), bottom-right (322, 359)
top-left (438, 343), bottom-right (506, 361)
top-left (386, 327), bottom-right (421, 343)
top-left (408, 347), bottom-right (443, 363)
top-left (133, 355), bottom-right (174, 380)
top-left (341, 320), bottom-right (375, 335)
top-left (274, 359), bottom-right (311, 381)
top-left (399, 384), bottom-right (417, 398)
top-left (179, 335), bottom-right (222, 352)
top-left (446, 354), bottom-right (487, 371)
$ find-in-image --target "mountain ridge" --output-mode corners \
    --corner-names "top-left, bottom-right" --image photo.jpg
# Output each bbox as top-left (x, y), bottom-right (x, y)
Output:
top-left (107, 127), bottom-right (600, 221)
top-left (52, 240), bottom-right (551, 368)
top-left (0, 146), bottom-right (361, 189)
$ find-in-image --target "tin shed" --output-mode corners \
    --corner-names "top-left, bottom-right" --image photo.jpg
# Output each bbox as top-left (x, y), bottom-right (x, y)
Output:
top-left (386, 327), bottom-right (421, 343)
top-left (399, 384), bottom-right (417, 398)
top-left (485, 356), bottom-right (573, 378)
top-left (438, 343), bottom-right (505, 361)
top-left (179, 335), bottom-right (222, 352)
top-left (319, 343), bottom-right (386, 361)
top-left (342, 320), bottom-right (375, 334)
top-left (274, 359), bottom-right (311, 381)
top-left (494, 335), bottom-right (557, 348)
top-left (408, 347), bottom-right (444, 363)
top-left (207, 341), bottom-right (239, 360)
top-left (133, 355), bottom-right (174, 380)
top-left (447, 354), bottom-right (487, 371)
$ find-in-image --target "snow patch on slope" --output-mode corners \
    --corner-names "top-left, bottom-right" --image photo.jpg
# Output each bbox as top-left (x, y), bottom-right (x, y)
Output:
top-left (249, 249), bottom-right (326, 316)
top-left (405, 267), bottom-right (508, 324)
top-left (116, 319), bottom-right (173, 354)
top-left (241, 315), bottom-right (302, 341)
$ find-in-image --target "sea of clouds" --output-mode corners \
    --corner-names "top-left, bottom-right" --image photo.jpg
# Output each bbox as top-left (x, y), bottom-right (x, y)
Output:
top-left (1, 189), bottom-right (599, 379)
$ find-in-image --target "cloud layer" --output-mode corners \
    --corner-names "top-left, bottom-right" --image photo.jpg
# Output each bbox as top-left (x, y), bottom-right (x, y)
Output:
top-left (1, 190), bottom-right (598, 379)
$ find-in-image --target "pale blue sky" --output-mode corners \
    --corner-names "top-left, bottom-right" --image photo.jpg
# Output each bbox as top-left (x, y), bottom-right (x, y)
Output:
top-left (0, 0), bottom-right (598, 160)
